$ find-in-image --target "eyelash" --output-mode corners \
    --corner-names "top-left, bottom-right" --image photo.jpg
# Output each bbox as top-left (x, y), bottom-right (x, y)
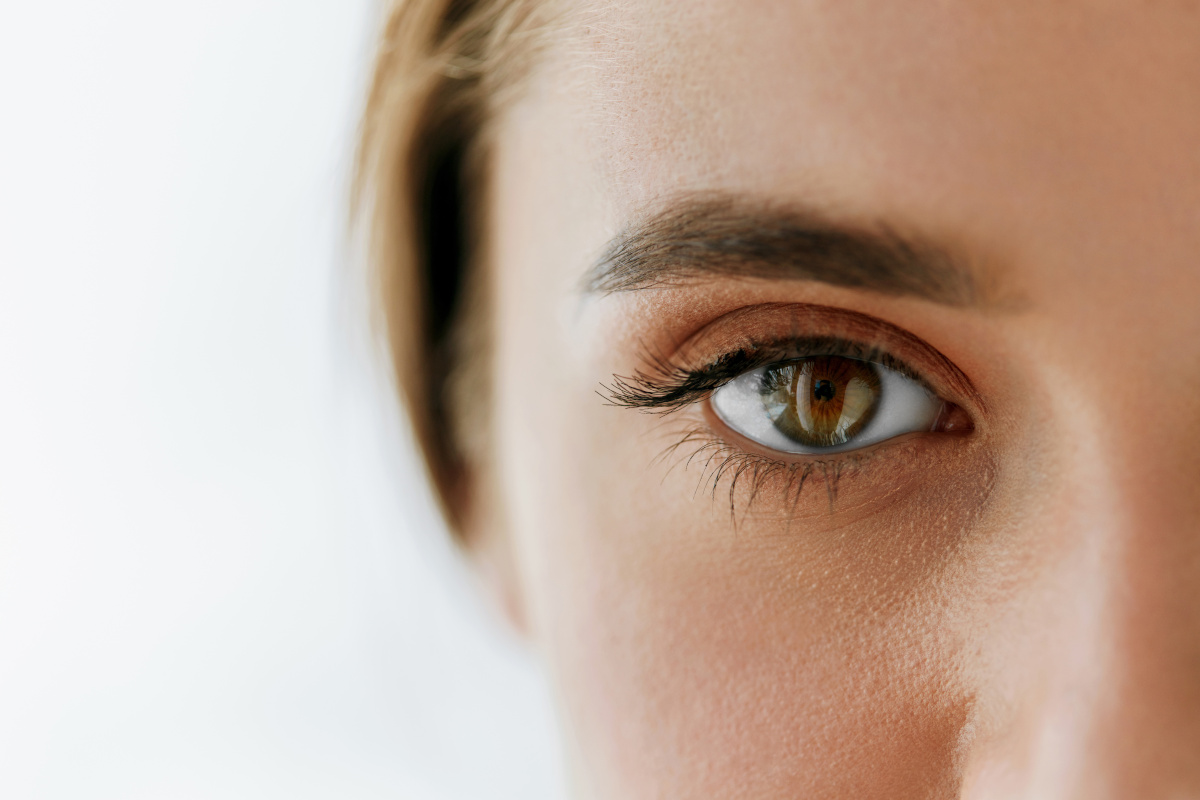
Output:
top-left (605, 335), bottom-right (930, 412)
top-left (604, 335), bottom-right (940, 517)
top-left (651, 420), bottom-right (878, 523)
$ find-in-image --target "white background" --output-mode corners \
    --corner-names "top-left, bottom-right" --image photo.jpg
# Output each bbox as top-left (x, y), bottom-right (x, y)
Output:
top-left (0, 3), bottom-right (562, 798)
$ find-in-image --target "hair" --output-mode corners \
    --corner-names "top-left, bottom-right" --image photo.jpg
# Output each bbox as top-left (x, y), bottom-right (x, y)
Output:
top-left (355, 0), bottom-right (558, 534)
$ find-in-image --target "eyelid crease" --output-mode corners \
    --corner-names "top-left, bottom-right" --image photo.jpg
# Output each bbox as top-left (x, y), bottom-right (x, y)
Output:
top-left (603, 302), bottom-right (986, 416)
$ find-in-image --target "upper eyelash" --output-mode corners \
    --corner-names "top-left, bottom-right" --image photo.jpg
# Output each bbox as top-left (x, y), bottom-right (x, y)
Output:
top-left (603, 335), bottom-right (928, 413)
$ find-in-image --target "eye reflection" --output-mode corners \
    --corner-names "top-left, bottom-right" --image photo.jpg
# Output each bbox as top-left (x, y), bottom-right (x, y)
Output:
top-left (763, 357), bottom-right (882, 447)
top-left (712, 355), bottom-right (944, 455)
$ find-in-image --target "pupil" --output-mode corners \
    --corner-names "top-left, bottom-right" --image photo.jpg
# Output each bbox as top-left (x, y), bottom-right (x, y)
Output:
top-left (813, 379), bottom-right (836, 403)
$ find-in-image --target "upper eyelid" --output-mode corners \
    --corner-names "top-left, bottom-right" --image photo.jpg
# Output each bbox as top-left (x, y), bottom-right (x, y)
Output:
top-left (621, 302), bottom-right (986, 415)
top-left (697, 337), bottom-right (933, 391)
top-left (606, 335), bottom-right (937, 414)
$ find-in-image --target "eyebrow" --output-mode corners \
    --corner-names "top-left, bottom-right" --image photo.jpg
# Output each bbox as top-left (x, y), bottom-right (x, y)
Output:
top-left (584, 194), bottom-right (980, 306)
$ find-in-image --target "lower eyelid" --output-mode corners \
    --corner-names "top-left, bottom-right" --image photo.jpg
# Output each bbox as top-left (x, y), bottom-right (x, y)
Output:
top-left (699, 401), bottom-right (898, 468)
top-left (659, 408), bottom-right (958, 525)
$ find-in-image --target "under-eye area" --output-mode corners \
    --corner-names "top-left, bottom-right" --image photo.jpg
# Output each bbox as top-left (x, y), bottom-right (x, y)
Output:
top-left (650, 416), bottom-right (981, 528)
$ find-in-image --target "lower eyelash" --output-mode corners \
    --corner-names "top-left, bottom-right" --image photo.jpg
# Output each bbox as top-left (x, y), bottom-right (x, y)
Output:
top-left (653, 420), bottom-right (869, 525)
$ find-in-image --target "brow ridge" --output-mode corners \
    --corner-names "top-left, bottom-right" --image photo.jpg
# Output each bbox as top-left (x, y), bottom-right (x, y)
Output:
top-left (585, 195), bottom-right (978, 306)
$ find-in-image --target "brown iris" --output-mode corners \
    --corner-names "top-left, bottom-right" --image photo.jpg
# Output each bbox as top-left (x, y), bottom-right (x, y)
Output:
top-left (760, 356), bottom-right (882, 447)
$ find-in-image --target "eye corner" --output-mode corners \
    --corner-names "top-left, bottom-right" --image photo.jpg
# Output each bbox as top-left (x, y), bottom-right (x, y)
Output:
top-left (932, 401), bottom-right (975, 436)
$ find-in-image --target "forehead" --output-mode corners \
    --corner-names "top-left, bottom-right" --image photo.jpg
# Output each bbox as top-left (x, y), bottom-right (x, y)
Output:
top-left (508, 0), bottom-right (1200, 264)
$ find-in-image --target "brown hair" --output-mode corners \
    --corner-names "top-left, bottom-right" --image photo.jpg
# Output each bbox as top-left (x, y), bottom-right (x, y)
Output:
top-left (355, 0), bottom-right (557, 533)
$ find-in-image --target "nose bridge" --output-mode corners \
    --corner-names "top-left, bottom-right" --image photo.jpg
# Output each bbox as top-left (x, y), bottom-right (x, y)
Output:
top-left (1092, 345), bottom-right (1200, 679)
top-left (964, 349), bottom-right (1200, 799)
top-left (1072, 482), bottom-right (1200, 797)
top-left (1084, 363), bottom-right (1200, 796)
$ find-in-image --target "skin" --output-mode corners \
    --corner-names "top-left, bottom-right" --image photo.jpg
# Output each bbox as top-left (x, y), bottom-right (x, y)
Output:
top-left (464, 1), bottom-right (1200, 797)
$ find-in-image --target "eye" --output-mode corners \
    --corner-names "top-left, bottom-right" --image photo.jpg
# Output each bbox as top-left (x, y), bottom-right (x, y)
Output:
top-left (710, 355), bottom-right (945, 454)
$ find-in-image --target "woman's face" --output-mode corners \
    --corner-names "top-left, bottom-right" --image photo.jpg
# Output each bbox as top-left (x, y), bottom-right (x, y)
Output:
top-left (475, 1), bottom-right (1200, 796)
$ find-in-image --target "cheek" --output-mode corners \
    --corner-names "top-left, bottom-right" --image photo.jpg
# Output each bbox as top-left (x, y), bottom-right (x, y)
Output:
top-left (494, 336), bottom-right (995, 797)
